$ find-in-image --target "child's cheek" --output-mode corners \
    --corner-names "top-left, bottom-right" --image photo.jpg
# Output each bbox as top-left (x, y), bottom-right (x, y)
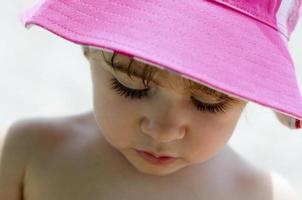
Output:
top-left (93, 88), bottom-right (142, 149)
top-left (184, 105), bottom-right (244, 163)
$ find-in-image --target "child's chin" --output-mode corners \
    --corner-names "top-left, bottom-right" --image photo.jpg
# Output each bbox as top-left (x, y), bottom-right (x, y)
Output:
top-left (130, 160), bottom-right (187, 177)
top-left (133, 166), bottom-right (176, 176)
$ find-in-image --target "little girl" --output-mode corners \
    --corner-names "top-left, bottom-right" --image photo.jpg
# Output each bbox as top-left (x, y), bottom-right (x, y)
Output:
top-left (0, 0), bottom-right (301, 199)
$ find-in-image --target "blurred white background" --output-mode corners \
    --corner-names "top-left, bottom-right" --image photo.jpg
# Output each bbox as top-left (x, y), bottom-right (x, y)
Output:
top-left (1, 0), bottom-right (302, 197)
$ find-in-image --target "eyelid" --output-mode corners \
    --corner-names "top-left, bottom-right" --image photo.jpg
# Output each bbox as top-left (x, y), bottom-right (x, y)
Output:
top-left (191, 94), bottom-right (227, 105)
top-left (105, 60), bottom-right (237, 104)
top-left (114, 75), bottom-right (149, 91)
top-left (115, 76), bottom-right (224, 106)
top-left (111, 77), bottom-right (230, 113)
top-left (191, 96), bottom-right (225, 106)
top-left (113, 68), bottom-right (229, 104)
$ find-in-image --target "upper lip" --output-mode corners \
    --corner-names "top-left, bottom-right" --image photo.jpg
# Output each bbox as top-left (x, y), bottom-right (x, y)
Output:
top-left (137, 149), bottom-right (176, 158)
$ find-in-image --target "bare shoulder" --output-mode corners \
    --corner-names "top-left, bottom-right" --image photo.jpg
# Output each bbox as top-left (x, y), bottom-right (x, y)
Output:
top-left (243, 169), bottom-right (299, 200)
top-left (0, 111), bottom-right (97, 199)
top-left (2, 111), bottom-right (97, 155)
top-left (218, 147), bottom-right (298, 200)
top-left (1, 110), bottom-right (98, 174)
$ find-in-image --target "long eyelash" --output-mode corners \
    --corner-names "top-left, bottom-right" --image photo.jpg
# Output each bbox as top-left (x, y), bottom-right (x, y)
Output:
top-left (110, 78), bottom-right (149, 99)
top-left (190, 96), bottom-right (227, 113)
top-left (110, 77), bottom-right (227, 113)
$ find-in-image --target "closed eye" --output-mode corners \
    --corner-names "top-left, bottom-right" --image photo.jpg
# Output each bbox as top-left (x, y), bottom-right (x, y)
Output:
top-left (109, 77), bottom-right (228, 114)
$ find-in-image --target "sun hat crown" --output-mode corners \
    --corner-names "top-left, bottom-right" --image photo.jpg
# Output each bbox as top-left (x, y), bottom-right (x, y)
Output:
top-left (211, 0), bottom-right (301, 40)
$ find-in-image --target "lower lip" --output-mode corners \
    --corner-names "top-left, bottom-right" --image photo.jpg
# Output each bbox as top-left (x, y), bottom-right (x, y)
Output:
top-left (136, 150), bottom-right (177, 165)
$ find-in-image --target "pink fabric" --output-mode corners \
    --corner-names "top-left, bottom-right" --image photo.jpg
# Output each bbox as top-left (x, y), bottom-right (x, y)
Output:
top-left (20, 0), bottom-right (302, 124)
top-left (213, 0), bottom-right (281, 31)
top-left (212, 0), bottom-right (302, 40)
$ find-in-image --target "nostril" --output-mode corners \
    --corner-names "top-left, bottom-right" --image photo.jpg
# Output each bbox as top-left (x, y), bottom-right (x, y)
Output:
top-left (179, 126), bottom-right (187, 138)
top-left (140, 117), bottom-right (151, 133)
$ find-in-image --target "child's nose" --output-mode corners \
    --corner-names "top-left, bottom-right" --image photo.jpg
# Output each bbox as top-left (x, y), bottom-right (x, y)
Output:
top-left (140, 117), bottom-right (187, 143)
top-left (140, 99), bottom-right (188, 143)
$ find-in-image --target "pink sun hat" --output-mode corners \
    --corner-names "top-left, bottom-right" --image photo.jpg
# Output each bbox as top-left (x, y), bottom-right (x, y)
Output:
top-left (20, 0), bottom-right (302, 129)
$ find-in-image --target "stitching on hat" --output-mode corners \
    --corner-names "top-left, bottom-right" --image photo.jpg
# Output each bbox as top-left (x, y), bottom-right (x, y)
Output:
top-left (63, 0), bottom-right (218, 40)
top-left (51, 2), bottom-right (285, 69)
top-left (69, 0), bottom-right (264, 42)
top-left (46, 0), bottom-right (294, 83)
top-left (57, 0), bottom-right (188, 35)
top-left (214, 0), bottom-right (289, 39)
top-left (75, 0), bottom-right (291, 39)
top-left (218, 0), bottom-right (292, 32)
top-left (56, 0), bottom-right (292, 64)
top-left (215, 0), bottom-right (273, 24)
top-left (55, 0), bottom-right (285, 62)
top-left (53, 0), bottom-right (191, 45)
top-left (101, 0), bottom-right (289, 58)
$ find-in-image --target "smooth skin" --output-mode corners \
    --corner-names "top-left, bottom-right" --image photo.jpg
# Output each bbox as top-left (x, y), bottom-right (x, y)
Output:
top-left (0, 47), bottom-right (299, 200)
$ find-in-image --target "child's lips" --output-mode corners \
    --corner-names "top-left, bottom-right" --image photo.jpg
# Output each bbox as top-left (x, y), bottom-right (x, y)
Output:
top-left (135, 149), bottom-right (178, 165)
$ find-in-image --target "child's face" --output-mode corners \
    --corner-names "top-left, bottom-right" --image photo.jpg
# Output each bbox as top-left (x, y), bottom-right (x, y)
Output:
top-left (85, 47), bottom-right (247, 176)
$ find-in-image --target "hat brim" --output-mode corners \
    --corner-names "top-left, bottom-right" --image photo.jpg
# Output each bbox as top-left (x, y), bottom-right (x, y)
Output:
top-left (21, 0), bottom-right (302, 120)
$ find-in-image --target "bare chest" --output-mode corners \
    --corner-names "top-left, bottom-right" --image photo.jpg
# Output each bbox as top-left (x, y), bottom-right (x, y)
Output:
top-left (23, 163), bottom-right (204, 200)
top-left (21, 126), bottom-right (270, 200)
top-left (23, 148), bottom-right (237, 200)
